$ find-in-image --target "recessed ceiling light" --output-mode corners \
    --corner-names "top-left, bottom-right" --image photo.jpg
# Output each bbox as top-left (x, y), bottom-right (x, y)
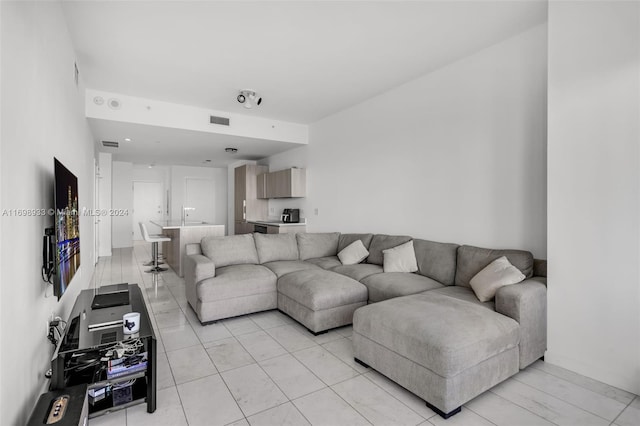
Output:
top-left (225, 147), bottom-right (238, 153)
top-left (124, 138), bottom-right (131, 142)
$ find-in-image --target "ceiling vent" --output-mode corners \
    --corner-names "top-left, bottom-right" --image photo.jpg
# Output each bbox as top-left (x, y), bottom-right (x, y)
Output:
top-left (210, 115), bottom-right (230, 126)
top-left (102, 141), bottom-right (119, 148)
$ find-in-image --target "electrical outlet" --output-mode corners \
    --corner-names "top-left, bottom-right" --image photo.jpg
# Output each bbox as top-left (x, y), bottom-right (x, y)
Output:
top-left (314, 208), bottom-right (319, 216)
top-left (269, 207), bottom-right (274, 214)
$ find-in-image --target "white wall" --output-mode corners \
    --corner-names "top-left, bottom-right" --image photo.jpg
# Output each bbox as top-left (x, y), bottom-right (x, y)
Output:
top-left (98, 152), bottom-right (112, 256)
top-left (303, 24), bottom-right (548, 257)
top-left (0, 2), bottom-right (96, 424)
top-left (547, 1), bottom-right (640, 394)
top-left (111, 161), bottom-right (133, 248)
top-left (170, 165), bottom-right (227, 227)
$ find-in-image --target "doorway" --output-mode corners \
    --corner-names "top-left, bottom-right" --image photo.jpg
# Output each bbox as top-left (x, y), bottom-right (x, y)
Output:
top-left (133, 181), bottom-right (164, 240)
top-left (185, 178), bottom-right (215, 223)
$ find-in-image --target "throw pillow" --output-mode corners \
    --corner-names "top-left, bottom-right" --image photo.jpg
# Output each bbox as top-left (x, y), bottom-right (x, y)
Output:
top-left (338, 240), bottom-right (369, 265)
top-left (382, 240), bottom-right (418, 273)
top-left (469, 256), bottom-right (525, 302)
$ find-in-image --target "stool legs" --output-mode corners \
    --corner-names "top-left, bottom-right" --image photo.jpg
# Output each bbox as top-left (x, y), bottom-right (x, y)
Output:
top-left (145, 241), bottom-right (168, 273)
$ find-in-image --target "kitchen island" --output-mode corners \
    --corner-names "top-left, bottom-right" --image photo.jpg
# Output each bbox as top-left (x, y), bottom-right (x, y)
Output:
top-left (151, 221), bottom-right (225, 277)
top-left (248, 220), bottom-right (306, 234)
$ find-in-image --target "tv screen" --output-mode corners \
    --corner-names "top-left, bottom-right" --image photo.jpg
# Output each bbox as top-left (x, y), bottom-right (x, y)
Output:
top-left (54, 158), bottom-right (80, 300)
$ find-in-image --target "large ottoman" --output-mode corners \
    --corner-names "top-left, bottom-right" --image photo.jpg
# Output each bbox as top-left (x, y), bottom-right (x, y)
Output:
top-left (353, 292), bottom-right (520, 418)
top-left (277, 269), bottom-right (367, 334)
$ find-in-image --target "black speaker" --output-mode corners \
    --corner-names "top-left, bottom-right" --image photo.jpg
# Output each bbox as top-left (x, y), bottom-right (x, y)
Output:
top-left (27, 384), bottom-right (88, 426)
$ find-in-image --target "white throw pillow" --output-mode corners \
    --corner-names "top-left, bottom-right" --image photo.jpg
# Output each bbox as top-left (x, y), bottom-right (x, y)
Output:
top-left (338, 240), bottom-right (369, 265)
top-left (469, 256), bottom-right (525, 302)
top-left (382, 240), bottom-right (418, 273)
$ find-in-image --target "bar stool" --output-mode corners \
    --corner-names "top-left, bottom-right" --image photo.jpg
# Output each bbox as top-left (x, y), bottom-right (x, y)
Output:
top-left (139, 222), bottom-right (171, 273)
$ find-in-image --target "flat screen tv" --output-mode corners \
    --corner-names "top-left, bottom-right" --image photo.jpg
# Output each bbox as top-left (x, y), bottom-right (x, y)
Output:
top-left (54, 158), bottom-right (80, 300)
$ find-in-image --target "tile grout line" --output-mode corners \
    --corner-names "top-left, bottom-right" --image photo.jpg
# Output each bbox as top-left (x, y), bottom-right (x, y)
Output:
top-left (528, 362), bottom-right (636, 406)
top-left (485, 389), bottom-right (563, 426)
top-left (462, 404), bottom-right (500, 426)
top-left (609, 395), bottom-right (636, 426)
top-left (133, 246), bottom-right (190, 425)
top-left (358, 370), bottom-right (434, 423)
top-left (511, 374), bottom-right (624, 423)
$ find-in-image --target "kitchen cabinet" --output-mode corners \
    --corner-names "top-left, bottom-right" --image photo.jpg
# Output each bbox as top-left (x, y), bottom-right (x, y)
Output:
top-left (263, 168), bottom-right (306, 198)
top-left (266, 224), bottom-right (306, 234)
top-left (257, 173), bottom-right (267, 199)
top-left (234, 165), bottom-right (268, 234)
top-left (249, 221), bottom-right (306, 234)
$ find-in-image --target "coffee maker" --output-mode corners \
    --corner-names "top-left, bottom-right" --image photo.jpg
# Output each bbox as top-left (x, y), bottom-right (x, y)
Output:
top-left (282, 208), bottom-right (300, 223)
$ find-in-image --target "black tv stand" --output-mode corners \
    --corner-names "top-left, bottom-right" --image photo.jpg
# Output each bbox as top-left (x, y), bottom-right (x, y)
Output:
top-left (50, 284), bottom-right (156, 417)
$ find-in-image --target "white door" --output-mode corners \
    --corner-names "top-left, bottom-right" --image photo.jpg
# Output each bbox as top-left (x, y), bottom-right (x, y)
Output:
top-left (185, 178), bottom-right (215, 223)
top-left (133, 181), bottom-right (164, 240)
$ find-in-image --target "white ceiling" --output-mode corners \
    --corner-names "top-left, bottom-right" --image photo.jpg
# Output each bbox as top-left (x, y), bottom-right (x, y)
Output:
top-left (89, 118), bottom-right (303, 168)
top-left (62, 1), bottom-right (547, 166)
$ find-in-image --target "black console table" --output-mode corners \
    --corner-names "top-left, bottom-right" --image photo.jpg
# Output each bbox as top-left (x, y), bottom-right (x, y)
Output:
top-left (50, 284), bottom-right (156, 418)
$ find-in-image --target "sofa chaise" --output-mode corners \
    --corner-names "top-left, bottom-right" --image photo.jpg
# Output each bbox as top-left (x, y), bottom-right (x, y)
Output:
top-left (183, 232), bottom-right (547, 417)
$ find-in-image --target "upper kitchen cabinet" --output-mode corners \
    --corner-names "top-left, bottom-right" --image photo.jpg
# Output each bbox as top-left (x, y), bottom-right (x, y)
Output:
top-left (234, 164), bottom-right (268, 233)
top-left (259, 168), bottom-right (306, 199)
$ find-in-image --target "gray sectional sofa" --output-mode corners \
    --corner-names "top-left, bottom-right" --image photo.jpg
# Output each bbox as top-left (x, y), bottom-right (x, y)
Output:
top-left (184, 232), bottom-right (547, 418)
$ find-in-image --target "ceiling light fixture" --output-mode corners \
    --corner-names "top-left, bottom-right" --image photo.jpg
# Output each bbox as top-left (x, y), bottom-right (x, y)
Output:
top-left (237, 89), bottom-right (262, 109)
top-left (124, 138), bottom-right (131, 142)
top-left (225, 147), bottom-right (238, 153)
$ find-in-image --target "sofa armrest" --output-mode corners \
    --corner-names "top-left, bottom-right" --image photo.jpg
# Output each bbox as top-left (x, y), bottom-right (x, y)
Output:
top-left (184, 254), bottom-right (215, 311)
top-left (185, 243), bottom-right (202, 256)
top-left (495, 277), bottom-right (547, 368)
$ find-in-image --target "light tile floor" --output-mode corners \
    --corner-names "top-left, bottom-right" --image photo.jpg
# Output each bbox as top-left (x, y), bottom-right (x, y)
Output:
top-left (89, 244), bottom-right (639, 426)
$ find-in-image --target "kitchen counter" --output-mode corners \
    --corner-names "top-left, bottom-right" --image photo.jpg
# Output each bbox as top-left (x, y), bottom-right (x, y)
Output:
top-left (247, 220), bottom-right (306, 234)
top-left (151, 220), bottom-right (225, 276)
top-left (152, 220), bottom-right (218, 229)
top-left (248, 220), bottom-right (307, 227)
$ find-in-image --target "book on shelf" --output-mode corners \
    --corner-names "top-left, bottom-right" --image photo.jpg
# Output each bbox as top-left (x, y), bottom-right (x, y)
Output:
top-left (106, 352), bottom-right (147, 379)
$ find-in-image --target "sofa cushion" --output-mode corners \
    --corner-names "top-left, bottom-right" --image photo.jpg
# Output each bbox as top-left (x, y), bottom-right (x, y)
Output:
top-left (254, 233), bottom-right (299, 264)
top-left (338, 240), bottom-right (369, 265)
top-left (197, 264), bottom-right (276, 303)
top-left (296, 233), bottom-right (340, 260)
top-left (201, 234), bottom-right (259, 267)
top-left (262, 260), bottom-right (321, 278)
top-left (455, 245), bottom-right (534, 288)
top-left (338, 233), bottom-right (374, 252)
top-left (278, 269), bottom-right (367, 311)
top-left (331, 264), bottom-right (383, 281)
top-left (429, 285), bottom-right (495, 311)
top-left (305, 256), bottom-right (342, 270)
top-left (361, 272), bottom-right (443, 303)
top-left (413, 239), bottom-right (459, 286)
top-left (353, 292), bottom-right (520, 377)
top-left (367, 234), bottom-right (412, 265)
top-left (382, 240), bottom-right (418, 273)
top-left (470, 256), bottom-right (525, 302)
